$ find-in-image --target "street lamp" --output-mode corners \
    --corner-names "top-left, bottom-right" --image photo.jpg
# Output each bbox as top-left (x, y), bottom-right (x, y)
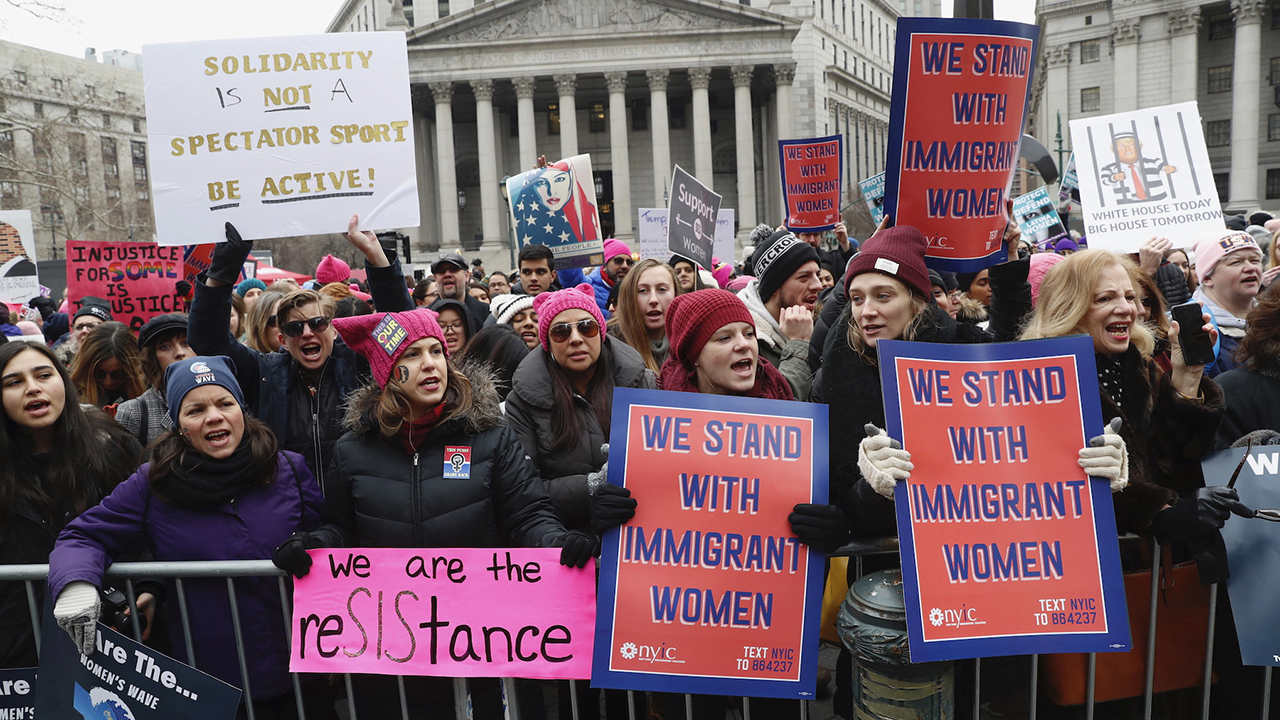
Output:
top-left (457, 190), bottom-right (467, 209)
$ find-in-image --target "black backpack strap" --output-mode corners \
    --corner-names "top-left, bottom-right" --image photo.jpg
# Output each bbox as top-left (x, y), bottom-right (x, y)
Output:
top-left (138, 398), bottom-right (150, 447)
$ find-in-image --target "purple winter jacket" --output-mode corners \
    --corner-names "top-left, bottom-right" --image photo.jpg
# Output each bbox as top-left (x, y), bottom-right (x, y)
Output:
top-left (49, 451), bottom-right (322, 701)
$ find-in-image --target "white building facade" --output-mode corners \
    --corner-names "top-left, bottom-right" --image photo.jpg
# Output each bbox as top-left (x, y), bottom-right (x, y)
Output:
top-left (329, 0), bottom-right (902, 263)
top-left (1031, 0), bottom-right (1278, 215)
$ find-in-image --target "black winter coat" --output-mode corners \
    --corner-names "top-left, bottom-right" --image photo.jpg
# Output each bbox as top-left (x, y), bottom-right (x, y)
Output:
top-left (822, 258), bottom-right (1033, 535)
top-left (1214, 362), bottom-right (1280, 449)
top-left (0, 418), bottom-right (140, 668)
top-left (187, 255), bottom-right (414, 485)
top-left (505, 339), bottom-right (656, 530)
top-left (313, 371), bottom-right (566, 550)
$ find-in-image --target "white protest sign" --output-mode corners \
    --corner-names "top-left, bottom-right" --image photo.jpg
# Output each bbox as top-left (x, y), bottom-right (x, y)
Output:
top-left (0, 210), bottom-right (39, 305)
top-left (1069, 102), bottom-right (1223, 252)
top-left (637, 209), bottom-right (734, 262)
top-left (143, 33), bottom-right (419, 246)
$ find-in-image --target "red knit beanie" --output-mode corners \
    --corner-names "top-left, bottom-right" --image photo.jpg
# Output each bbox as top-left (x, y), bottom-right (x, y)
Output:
top-left (843, 225), bottom-right (932, 298)
top-left (332, 308), bottom-right (448, 387)
top-left (664, 289), bottom-right (754, 370)
top-left (659, 289), bottom-right (793, 400)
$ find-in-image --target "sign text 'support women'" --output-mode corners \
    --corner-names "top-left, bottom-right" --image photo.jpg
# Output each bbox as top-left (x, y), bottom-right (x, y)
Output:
top-left (780, 135), bottom-right (843, 232)
top-left (143, 33), bottom-right (419, 245)
top-left (594, 388), bottom-right (828, 699)
top-left (290, 548), bottom-right (595, 679)
top-left (884, 18), bottom-right (1038, 273)
top-left (878, 337), bottom-right (1130, 662)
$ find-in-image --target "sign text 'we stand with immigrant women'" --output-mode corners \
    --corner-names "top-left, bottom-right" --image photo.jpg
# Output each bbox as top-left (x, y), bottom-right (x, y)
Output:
top-left (880, 337), bottom-right (1130, 663)
top-left (884, 18), bottom-right (1038, 272)
top-left (594, 388), bottom-right (827, 700)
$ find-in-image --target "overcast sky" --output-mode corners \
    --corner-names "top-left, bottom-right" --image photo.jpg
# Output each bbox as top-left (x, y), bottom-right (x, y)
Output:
top-left (8, 0), bottom-right (1037, 60)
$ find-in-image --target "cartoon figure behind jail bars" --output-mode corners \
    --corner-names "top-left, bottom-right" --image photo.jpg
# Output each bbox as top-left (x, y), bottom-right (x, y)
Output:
top-left (1099, 131), bottom-right (1177, 205)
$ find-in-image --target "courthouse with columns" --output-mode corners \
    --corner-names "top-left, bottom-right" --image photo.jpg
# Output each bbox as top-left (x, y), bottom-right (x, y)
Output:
top-left (1030, 0), bottom-right (1280, 216)
top-left (328, 0), bottom-right (903, 261)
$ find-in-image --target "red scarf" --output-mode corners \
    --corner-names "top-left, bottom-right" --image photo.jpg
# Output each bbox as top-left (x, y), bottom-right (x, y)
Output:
top-left (398, 404), bottom-right (446, 455)
top-left (657, 357), bottom-right (794, 401)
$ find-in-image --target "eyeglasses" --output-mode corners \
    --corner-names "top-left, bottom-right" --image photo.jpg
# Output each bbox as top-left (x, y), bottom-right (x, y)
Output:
top-left (266, 318), bottom-right (278, 328)
top-left (611, 256), bottom-right (634, 266)
top-left (280, 316), bottom-right (331, 338)
top-left (95, 368), bottom-right (129, 382)
top-left (549, 318), bottom-right (600, 343)
top-left (439, 321), bottom-right (465, 334)
top-left (73, 323), bottom-right (99, 332)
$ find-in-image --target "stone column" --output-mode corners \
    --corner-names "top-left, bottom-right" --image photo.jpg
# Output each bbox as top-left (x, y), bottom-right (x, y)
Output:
top-left (554, 73), bottom-right (578, 158)
top-left (1230, 0), bottom-right (1265, 209)
top-left (471, 79), bottom-right (500, 248)
top-left (647, 69), bottom-right (672, 205)
top-left (774, 63), bottom-right (796, 141)
top-left (512, 76), bottom-right (538, 167)
top-left (1043, 45), bottom-right (1071, 156)
top-left (731, 65), bottom-right (756, 239)
top-left (412, 109), bottom-right (438, 252)
top-left (605, 71), bottom-right (634, 240)
top-left (1167, 9), bottom-right (1201, 104)
top-left (688, 66), bottom-right (714, 188)
top-left (430, 81), bottom-right (460, 246)
top-left (1111, 19), bottom-right (1141, 113)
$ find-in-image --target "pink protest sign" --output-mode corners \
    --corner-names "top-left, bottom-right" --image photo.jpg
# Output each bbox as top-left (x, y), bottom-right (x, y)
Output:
top-left (290, 548), bottom-right (595, 679)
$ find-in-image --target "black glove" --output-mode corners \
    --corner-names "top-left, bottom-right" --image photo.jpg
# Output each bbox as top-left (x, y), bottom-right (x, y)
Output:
top-left (28, 296), bottom-right (57, 320)
top-left (175, 280), bottom-right (193, 298)
top-left (1150, 487), bottom-right (1255, 544)
top-left (271, 531), bottom-right (325, 578)
top-left (788, 503), bottom-right (852, 554)
top-left (205, 222), bottom-right (253, 285)
top-left (590, 483), bottom-right (636, 534)
top-left (558, 530), bottom-right (600, 568)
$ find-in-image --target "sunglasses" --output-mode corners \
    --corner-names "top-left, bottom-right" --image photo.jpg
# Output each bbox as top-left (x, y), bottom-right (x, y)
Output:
top-left (95, 368), bottom-right (129, 382)
top-left (281, 316), bottom-right (331, 338)
top-left (549, 318), bottom-right (600, 343)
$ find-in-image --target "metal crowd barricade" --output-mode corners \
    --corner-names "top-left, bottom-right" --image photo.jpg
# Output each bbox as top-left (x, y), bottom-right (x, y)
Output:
top-left (0, 534), bottom-right (1253, 720)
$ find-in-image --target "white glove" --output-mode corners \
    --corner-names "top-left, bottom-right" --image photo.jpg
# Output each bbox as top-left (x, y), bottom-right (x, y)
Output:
top-left (54, 581), bottom-right (101, 656)
top-left (586, 443), bottom-right (610, 496)
top-left (858, 424), bottom-right (913, 500)
top-left (1079, 417), bottom-right (1129, 492)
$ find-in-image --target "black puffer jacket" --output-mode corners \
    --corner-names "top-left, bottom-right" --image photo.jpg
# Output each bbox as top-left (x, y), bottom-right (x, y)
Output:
top-left (505, 339), bottom-right (655, 530)
top-left (313, 369), bottom-right (566, 549)
top-left (188, 254), bottom-right (413, 486)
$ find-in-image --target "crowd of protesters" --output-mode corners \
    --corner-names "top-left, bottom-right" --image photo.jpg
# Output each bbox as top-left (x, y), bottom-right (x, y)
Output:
top-left (2, 199), bottom-right (1279, 719)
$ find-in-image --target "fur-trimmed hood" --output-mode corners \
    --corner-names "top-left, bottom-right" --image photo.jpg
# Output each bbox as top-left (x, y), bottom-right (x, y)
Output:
top-left (341, 357), bottom-right (506, 439)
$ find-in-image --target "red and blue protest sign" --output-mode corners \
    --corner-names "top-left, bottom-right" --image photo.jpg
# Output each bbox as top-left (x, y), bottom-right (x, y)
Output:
top-left (883, 18), bottom-right (1039, 273)
top-left (780, 135), bottom-right (843, 232)
top-left (877, 336), bottom-right (1129, 662)
top-left (593, 388), bottom-right (828, 699)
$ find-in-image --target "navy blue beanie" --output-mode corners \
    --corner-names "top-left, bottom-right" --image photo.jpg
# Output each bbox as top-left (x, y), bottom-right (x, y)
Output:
top-left (164, 356), bottom-right (245, 424)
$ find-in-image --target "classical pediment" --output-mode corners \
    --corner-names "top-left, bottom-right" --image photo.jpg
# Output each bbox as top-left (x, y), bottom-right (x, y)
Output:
top-left (409, 0), bottom-right (792, 45)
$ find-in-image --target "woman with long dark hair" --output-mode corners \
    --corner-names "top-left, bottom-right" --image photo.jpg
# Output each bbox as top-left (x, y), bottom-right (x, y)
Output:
top-left (68, 321), bottom-right (146, 408)
top-left (1217, 283), bottom-right (1280, 447)
top-left (0, 342), bottom-right (139, 668)
top-left (49, 355), bottom-right (322, 718)
top-left (506, 284), bottom-right (655, 531)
